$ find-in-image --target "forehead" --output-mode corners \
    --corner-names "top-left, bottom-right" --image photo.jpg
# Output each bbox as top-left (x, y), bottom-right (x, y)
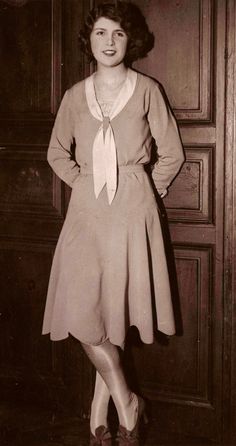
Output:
top-left (93, 16), bottom-right (123, 30)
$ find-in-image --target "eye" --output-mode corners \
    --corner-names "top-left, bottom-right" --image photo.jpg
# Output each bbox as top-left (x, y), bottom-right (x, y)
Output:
top-left (96, 30), bottom-right (105, 36)
top-left (115, 31), bottom-right (126, 38)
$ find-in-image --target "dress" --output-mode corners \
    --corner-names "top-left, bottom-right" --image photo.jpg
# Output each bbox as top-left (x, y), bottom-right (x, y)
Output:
top-left (42, 69), bottom-right (184, 347)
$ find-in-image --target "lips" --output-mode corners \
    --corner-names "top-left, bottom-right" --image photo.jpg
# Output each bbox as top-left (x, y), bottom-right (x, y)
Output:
top-left (103, 50), bottom-right (116, 56)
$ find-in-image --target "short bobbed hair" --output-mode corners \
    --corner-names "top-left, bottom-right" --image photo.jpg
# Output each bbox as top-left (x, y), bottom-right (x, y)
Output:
top-left (79, 1), bottom-right (154, 66)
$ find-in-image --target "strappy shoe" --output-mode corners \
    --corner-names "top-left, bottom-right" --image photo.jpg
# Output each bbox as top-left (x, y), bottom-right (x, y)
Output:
top-left (89, 425), bottom-right (112, 446)
top-left (116, 396), bottom-right (148, 446)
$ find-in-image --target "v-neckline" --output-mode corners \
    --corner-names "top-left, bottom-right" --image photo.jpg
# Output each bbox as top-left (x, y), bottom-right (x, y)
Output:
top-left (93, 72), bottom-right (128, 113)
top-left (85, 68), bottom-right (139, 123)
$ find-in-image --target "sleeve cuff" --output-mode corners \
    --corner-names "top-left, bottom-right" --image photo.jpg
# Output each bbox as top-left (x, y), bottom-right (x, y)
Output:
top-left (160, 189), bottom-right (168, 198)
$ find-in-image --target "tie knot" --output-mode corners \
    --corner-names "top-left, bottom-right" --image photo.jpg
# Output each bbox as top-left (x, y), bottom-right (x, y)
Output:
top-left (103, 116), bottom-right (110, 134)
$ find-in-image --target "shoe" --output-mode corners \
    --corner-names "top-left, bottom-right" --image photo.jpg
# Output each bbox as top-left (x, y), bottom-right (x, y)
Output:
top-left (89, 425), bottom-right (112, 445)
top-left (116, 395), bottom-right (148, 445)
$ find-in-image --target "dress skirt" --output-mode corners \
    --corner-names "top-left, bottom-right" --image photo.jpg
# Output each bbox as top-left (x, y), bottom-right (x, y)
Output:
top-left (42, 164), bottom-right (175, 347)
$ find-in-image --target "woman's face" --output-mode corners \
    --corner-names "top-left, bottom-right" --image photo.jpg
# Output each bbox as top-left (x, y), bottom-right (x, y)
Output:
top-left (90, 17), bottom-right (128, 68)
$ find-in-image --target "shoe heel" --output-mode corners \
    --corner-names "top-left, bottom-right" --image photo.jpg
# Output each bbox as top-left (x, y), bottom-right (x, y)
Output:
top-left (117, 395), bottom-right (149, 445)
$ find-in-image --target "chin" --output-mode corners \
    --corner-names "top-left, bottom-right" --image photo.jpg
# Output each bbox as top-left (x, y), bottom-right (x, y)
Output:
top-left (100, 58), bottom-right (124, 68)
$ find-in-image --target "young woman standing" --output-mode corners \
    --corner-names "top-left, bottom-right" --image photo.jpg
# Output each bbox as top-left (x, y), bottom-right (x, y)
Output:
top-left (42, 2), bottom-right (185, 444)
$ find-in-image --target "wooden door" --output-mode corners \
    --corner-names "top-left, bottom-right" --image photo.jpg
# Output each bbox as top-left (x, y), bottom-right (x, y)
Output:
top-left (126, 0), bottom-right (226, 443)
top-left (0, 0), bottom-right (235, 444)
top-left (0, 0), bottom-right (93, 416)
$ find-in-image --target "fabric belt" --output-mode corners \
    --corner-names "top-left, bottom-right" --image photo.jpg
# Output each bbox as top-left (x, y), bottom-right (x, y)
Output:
top-left (80, 165), bottom-right (145, 175)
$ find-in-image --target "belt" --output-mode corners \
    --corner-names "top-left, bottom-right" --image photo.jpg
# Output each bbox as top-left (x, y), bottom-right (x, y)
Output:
top-left (80, 165), bottom-right (145, 175)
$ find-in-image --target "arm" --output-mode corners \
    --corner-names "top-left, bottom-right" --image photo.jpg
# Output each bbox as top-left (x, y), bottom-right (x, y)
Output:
top-left (147, 83), bottom-right (185, 197)
top-left (47, 89), bottom-right (80, 187)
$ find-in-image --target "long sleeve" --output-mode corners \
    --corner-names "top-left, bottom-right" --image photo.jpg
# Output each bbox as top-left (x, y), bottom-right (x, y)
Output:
top-left (147, 83), bottom-right (185, 196)
top-left (47, 90), bottom-right (80, 187)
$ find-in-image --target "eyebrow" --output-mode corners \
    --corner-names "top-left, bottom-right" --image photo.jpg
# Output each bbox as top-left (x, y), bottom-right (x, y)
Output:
top-left (93, 27), bottom-right (125, 32)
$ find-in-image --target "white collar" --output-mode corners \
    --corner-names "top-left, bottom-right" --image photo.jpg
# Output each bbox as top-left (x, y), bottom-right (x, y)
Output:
top-left (84, 68), bottom-right (137, 204)
top-left (85, 68), bottom-right (137, 122)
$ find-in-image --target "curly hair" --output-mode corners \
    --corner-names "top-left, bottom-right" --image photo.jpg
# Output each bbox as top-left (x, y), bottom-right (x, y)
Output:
top-left (79, 1), bottom-right (154, 66)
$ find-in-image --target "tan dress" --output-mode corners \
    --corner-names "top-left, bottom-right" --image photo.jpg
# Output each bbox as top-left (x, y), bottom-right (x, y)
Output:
top-left (42, 70), bottom-right (184, 347)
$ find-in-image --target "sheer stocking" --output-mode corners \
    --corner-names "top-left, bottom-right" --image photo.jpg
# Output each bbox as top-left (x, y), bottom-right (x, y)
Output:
top-left (90, 371), bottom-right (110, 435)
top-left (81, 340), bottom-right (138, 431)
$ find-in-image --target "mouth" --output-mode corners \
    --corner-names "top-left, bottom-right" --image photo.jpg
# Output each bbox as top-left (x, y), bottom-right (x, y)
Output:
top-left (102, 50), bottom-right (116, 56)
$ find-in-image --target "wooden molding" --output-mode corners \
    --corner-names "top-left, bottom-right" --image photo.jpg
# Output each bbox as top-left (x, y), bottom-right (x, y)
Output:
top-left (223, 0), bottom-right (236, 442)
top-left (142, 246), bottom-right (213, 407)
top-left (165, 146), bottom-right (214, 224)
top-left (133, 0), bottom-right (213, 123)
top-left (0, 145), bottom-right (63, 219)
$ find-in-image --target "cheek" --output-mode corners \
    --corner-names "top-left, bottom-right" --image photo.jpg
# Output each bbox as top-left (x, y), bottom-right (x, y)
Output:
top-left (122, 44), bottom-right (128, 57)
top-left (90, 36), bottom-right (98, 54)
top-left (115, 39), bottom-right (125, 52)
top-left (121, 39), bottom-right (128, 54)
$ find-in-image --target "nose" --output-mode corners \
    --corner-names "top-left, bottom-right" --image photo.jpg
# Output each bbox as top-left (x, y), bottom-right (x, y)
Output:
top-left (107, 33), bottom-right (115, 46)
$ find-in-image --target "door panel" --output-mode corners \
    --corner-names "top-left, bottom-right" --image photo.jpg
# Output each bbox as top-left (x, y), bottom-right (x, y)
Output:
top-left (0, 0), bottom-right (93, 416)
top-left (164, 146), bottom-right (213, 223)
top-left (134, 0), bottom-right (213, 122)
top-left (130, 0), bottom-right (224, 442)
top-left (0, 1), bottom-right (52, 114)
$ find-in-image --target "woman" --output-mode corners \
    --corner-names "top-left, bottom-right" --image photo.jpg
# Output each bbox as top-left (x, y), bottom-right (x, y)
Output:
top-left (42, 1), bottom-right (185, 445)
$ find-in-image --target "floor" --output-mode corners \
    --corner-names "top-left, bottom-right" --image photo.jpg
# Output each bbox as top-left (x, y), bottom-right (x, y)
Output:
top-left (0, 402), bottom-right (226, 446)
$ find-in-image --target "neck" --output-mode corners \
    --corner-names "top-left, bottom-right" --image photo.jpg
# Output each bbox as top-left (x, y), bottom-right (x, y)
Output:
top-left (95, 63), bottom-right (128, 86)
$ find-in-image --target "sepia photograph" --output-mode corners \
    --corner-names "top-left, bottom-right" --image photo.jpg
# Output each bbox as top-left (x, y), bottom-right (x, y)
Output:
top-left (0, 0), bottom-right (236, 445)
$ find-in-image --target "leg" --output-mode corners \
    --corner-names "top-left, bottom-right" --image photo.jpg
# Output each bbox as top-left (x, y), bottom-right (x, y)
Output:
top-left (90, 371), bottom-right (110, 435)
top-left (81, 340), bottom-right (138, 430)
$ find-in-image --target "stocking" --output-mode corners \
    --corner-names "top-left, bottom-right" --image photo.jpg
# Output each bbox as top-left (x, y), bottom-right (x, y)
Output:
top-left (90, 371), bottom-right (110, 435)
top-left (81, 340), bottom-right (138, 431)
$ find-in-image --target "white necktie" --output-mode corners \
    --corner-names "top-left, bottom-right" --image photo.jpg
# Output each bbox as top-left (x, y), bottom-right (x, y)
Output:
top-left (85, 68), bottom-right (137, 204)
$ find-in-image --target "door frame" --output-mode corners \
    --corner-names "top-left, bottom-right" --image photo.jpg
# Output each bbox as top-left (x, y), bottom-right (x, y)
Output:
top-left (223, 0), bottom-right (236, 443)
